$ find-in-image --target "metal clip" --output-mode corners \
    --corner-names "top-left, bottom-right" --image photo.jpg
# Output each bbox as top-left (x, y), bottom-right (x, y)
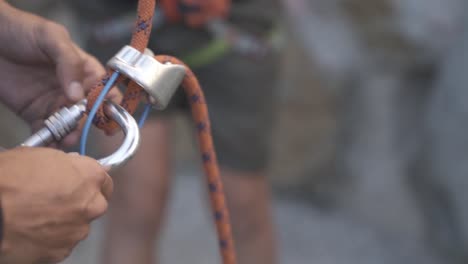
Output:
top-left (107, 45), bottom-right (186, 110)
top-left (20, 100), bottom-right (141, 170)
top-left (21, 100), bottom-right (87, 147)
top-left (98, 100), bottom-right (140, 169)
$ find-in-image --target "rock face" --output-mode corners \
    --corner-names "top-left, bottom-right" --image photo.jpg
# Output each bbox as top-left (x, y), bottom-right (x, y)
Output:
top-left (419, 14), bottom-right (468, 262)
top-left (269, 28), bottom-right (338, 201)
top-left (281, 0), bottom-right (468, 262)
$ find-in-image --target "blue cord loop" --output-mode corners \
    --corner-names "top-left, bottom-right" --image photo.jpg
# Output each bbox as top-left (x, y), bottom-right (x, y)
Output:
top-left (80, 71), bottom-right (120, 155)
top-left (79, 71), bottom-right (153, 156)
top-left (138, 104), bottom-right (152, 128)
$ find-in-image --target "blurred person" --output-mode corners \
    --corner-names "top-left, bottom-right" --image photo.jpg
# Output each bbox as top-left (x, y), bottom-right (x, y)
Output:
top-left (68, 0), bottom-right (282, 264)
top-left (0, 1), bottom-right (118, 263)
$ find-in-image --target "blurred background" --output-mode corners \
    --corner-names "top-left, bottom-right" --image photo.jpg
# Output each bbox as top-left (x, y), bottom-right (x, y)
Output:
top-left (3, 0), bottom-right (468, 263)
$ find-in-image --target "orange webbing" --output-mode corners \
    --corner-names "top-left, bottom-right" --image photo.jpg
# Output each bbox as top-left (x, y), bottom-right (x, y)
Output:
top-left (155, 55), bottom-right (237, 264)
top-left (85, 0), bottom-right (155, 132)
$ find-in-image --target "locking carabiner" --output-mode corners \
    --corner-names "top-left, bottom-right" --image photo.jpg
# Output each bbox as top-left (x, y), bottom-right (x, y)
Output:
top-left (20, 100), bottom-right (140, 170)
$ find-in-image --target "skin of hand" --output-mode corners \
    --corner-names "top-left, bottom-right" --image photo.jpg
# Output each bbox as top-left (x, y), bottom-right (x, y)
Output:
top-left (0, 1), bottom-right (122, 147)
top-left (0, 2), bottom-right (120, 263)
top-left (0, 147), bottom-right (113, 264)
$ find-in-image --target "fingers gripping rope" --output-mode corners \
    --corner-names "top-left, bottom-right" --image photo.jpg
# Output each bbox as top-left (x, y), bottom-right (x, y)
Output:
top-left (83, 1), bottom-right (238, 263)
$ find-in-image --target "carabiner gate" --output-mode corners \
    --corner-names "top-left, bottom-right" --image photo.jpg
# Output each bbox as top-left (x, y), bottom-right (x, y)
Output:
top-left (20, 100), bottom-right (140, 171)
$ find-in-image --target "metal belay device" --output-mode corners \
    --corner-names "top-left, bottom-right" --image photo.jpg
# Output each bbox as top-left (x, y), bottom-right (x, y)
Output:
top-left (19, 46), bottom-right (185, 171)
top-left (107, 46), bottom-right (186, 109)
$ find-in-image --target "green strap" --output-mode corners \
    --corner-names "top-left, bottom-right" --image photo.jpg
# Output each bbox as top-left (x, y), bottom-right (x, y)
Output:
top-left (181, 38), bottom-right (230, 68)
top-left (181, 25), bottom-right (282, 68)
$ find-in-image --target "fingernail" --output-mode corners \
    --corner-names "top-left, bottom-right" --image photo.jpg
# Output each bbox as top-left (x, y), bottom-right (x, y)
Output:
top-left (67, 82), bottom-right (85, 101)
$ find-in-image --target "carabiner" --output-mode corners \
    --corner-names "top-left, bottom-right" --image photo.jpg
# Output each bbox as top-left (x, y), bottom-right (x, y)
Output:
top-left (20, 100), bottom-right (140, 170)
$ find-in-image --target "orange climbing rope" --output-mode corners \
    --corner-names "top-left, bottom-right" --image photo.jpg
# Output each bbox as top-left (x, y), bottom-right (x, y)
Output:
top-left (85, 1), bottom-right (238, 264)
top-left (86, 0), bottom-right (155, 132)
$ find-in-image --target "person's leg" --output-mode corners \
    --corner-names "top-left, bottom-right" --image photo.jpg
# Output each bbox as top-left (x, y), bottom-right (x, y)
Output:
top-left (190, 40), bottom-right (280, 262)
top-left (101, 118), bottom-right (173, 264)
top-left (221, 169), bottom-right (277, 264)
top-left (193, 49), bottom-right (279, 263)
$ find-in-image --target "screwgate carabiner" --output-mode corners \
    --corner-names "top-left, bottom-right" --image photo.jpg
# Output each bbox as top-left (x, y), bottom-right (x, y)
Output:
top-left (20, 100), bottom-right (140, 170)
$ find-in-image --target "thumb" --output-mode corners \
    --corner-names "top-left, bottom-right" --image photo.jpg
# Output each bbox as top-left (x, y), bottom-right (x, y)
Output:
top-left (37, 23), bottom-right (85, 102)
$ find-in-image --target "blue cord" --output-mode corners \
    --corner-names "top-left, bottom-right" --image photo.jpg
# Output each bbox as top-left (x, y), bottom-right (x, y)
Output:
top-left (80, 71), bottom-right (120, 155)
top-left (138, 104), bottom-right (152, 128)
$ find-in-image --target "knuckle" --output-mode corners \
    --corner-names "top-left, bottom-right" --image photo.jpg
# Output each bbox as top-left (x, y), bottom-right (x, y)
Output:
top-left (70, 50), bottom-right (84, 67)
top-left (34, 22), bottom-right (48, 39)
top-left (36, 21), bottom-right (69, 43)
top-left (62, 48), bottom-right (84, 70)
top-left (81, 225), bottom-right (91, 240)
top-left (47, 22), bottom-right (70, 39)
top-left (85, 195), bottom-right (108, 219)
top-left (75, 224), bottom-right (91, 241)
top-left (46, 248), bottom-right (73, 263)
top-left (98, 198), bottom-right (109, 214)
top-left (73, 156), bottom-right (105, 181)
top-left (94, 169), bottom-right (109, 186)
top-left (90, 169), bottom-right (107, 187)
top-left (67, 156), bottom-right (87, 180)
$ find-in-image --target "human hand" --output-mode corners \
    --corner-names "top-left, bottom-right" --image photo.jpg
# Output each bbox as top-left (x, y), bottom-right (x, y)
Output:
top-left (0, 147), bottom-right (112, 264)
top-left (161, 0), bottom-right (231, 28)
top-left (0, 2), bottom-right (121, 147)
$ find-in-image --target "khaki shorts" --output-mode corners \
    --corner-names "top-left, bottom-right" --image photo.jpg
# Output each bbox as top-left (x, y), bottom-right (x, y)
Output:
top-left (75, 1), bottom-right (282, 171)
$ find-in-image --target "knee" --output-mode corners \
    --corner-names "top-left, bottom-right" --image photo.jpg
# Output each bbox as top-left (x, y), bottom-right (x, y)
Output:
top-left (223, 176), bottom-right (272, 235)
